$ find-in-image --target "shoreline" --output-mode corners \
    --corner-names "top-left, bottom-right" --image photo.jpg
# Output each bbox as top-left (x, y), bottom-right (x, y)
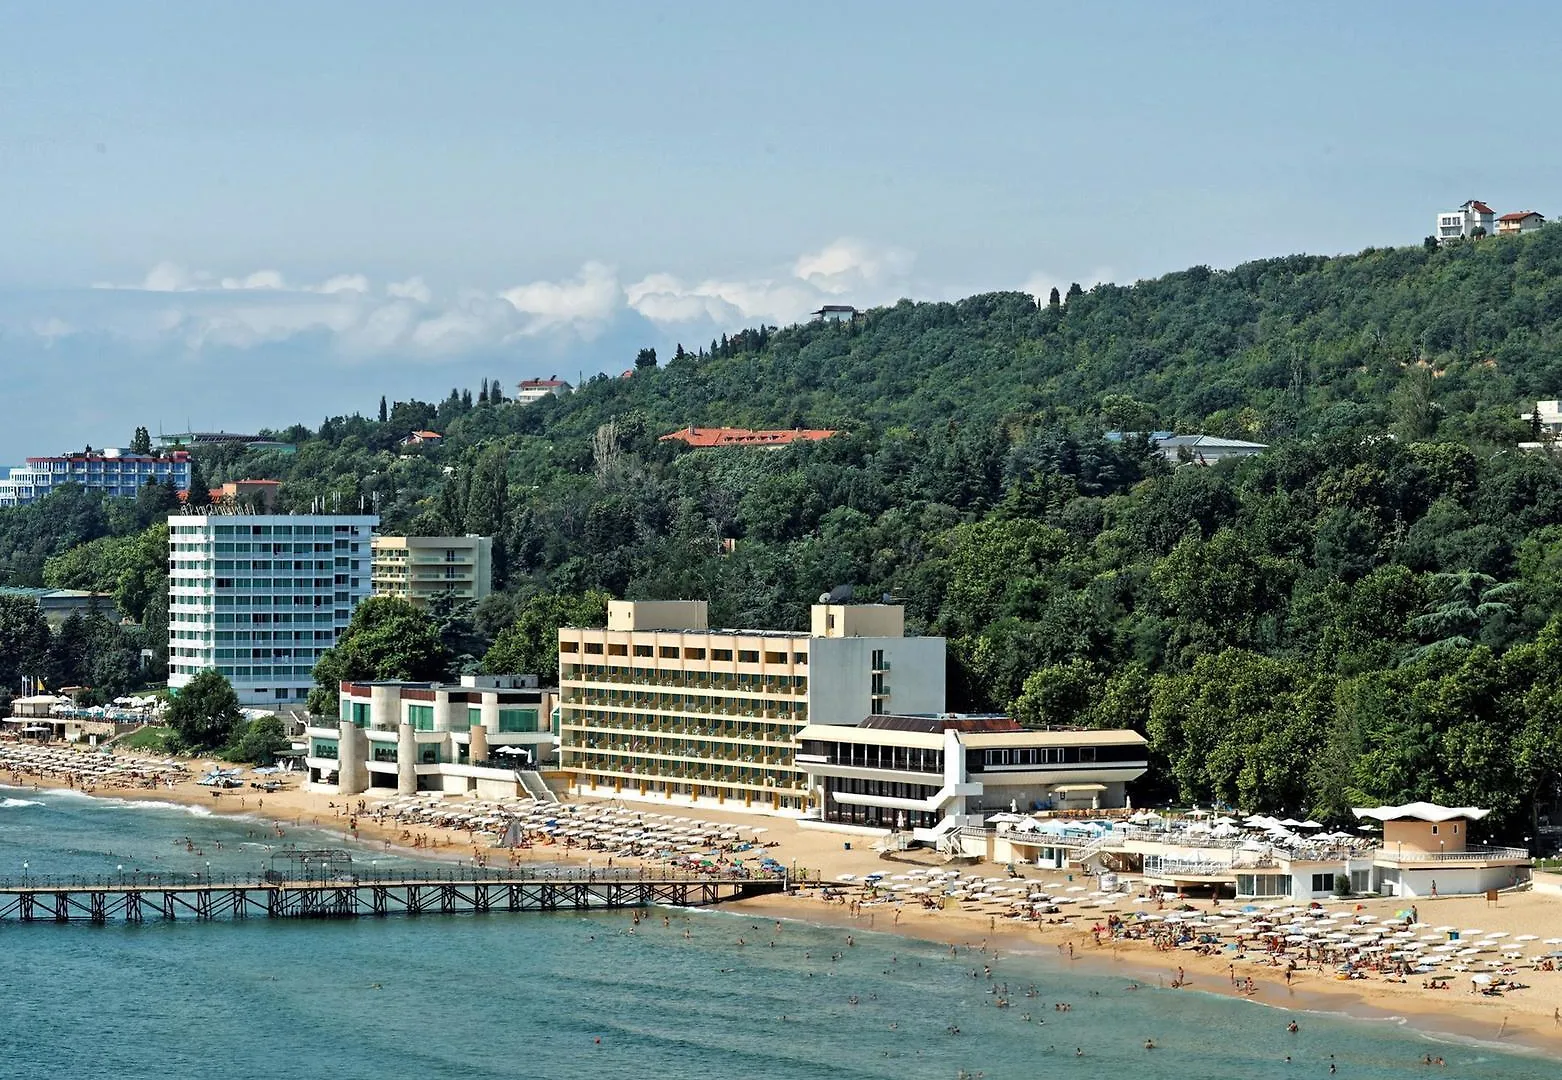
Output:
top-left (726, 890), bottom-right (1562, 1057)
top-left (7, 742), bottom-right (1562, 1057)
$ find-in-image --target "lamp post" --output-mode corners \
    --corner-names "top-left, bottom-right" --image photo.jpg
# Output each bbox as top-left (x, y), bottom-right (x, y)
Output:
top-left (206, 861), bottom-right (212, 885)
top-left (21, 861), bottom-right (28, 886)
top-left (117, 864), bottom-right (124, 887)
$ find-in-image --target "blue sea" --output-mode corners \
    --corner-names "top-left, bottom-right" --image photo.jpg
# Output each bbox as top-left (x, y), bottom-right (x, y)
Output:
top-left (0, 788), bottom-right (1548, 1079)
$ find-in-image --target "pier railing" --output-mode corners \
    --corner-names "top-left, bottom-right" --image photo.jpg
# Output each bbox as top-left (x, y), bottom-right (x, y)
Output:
top-left (0, 864), bottom-right (785, 892)
top-left (0, 867), bottom-right (793, 924)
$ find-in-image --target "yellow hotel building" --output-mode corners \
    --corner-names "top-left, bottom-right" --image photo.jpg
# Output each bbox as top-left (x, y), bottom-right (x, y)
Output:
top-left (558, 599), bottom-right (946, 815)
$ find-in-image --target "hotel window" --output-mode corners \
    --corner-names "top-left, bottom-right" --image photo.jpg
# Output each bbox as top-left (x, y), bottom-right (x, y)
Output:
top-left (660, 646), bottom-right (679, 659)
top-left (407, 705), bottom-right (434, 731)
top-left (1310, 873), bottom-right (1335, 893)
top-left (712, 649), bottom-right (733, 662)
top-left (633, 644), bottom-right (653, 657)
top-left (350, 702), bottom-right (371, 728)
top-left (738, 649), bottom-right (759, 663)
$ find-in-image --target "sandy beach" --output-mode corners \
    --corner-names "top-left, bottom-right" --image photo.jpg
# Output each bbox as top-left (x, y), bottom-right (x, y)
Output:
top-left (6, 739), bottom-right (1562, 1055)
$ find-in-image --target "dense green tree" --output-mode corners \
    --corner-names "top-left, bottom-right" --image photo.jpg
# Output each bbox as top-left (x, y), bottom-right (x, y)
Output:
top-left (167, 669), bottom-right (244, 752)
top-left (130, 426), bottom-right (153, 455)
top-left (223, 714), bottom-right (291, 765)
top-left (185, 459), bottom-right (211, 507)
top-left (483, 590), bottom-right (610, 681)
top-left (0, 595), bottom-right (50, 690)
top-left (308, 598), bottom-right (450, 715)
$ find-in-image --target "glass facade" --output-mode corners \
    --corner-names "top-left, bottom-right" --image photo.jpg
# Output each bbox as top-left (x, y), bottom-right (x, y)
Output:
top-left (498, 708), bottom-right (539, 733)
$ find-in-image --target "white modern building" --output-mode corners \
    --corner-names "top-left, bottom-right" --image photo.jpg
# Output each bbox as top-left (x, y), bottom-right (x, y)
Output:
top-left (167, 513), bottom-right (378, 706)
top-left (1436, 199), bottom-right (1495, 242)
top-left (515, 377), bottom-right (572, 404)
top-left (558, 599), bottom-right (946, 815)
top-left (305, 675), bottom-right (558, 798)
top-left (796, 714), bottom-right (1148, 844)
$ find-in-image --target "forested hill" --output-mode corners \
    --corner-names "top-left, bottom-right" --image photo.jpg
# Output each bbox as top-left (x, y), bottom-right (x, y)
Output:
top-left (9, 227), bottom-right (1562, 839)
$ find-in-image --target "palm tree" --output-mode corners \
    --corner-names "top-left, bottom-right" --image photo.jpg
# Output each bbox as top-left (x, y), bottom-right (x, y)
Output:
top-left (1408, 571), bottom-right (1518, 658)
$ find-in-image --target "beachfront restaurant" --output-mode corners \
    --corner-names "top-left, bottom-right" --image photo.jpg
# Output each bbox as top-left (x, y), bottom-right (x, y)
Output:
top-left (305, 676), bottom-right (559, 799)
top-left (1351, 802), bottom-right (1531, 898)
top-left (1059, 825), bottom-right (1378, 900)
top-left (795, 714), bottom-right (1148, 844)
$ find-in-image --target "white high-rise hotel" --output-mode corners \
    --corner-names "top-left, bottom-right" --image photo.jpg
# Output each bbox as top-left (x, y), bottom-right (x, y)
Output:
top-left (168, 514), bottom-right (378, 706)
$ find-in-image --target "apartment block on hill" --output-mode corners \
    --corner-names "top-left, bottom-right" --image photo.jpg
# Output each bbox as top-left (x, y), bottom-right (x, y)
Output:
top-left (371, 535), bottom-right (493, 609)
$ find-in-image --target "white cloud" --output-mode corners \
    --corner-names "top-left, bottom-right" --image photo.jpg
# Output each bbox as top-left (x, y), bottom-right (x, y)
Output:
top-left (312, 274), bottom-right (370, 295)
top-left (498, 261), bottom-right (621, 333)
top-left (32, 238), bottom-right (937, 359)
top-left (386, 276), bottom-right (432, 303)
top-left (794, 238), bottom-right (914, 295)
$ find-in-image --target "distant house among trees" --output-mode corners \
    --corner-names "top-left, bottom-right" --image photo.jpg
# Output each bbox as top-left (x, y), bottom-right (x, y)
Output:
top-left (515, 377), bottom-right (573, 404)
top-left (1104, 431), bottom-right (1267, 467)
top-left (399, 430), bottom-right (443, 448)
top-left (660, 426), bottom-right (840, 449)
top-left (1436, 200), bottom-right (1495, 242)
top-left (1433, 199), bottom-right (1546, 244)
top-left (811, 305), bottom-right (861, 323)
top-left (1497, 211), bottom-right (1546, 235)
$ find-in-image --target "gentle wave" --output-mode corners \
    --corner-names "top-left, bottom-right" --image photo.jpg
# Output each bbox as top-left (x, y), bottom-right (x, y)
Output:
top-left (79, 797), bottom-right (214, 817)
top-left (0, 797), bottom-right (43, 808)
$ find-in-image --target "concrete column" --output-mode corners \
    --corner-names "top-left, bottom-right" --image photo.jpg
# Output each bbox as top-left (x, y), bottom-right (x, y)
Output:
top-left (370, 685), bottom-right (399, 729)
top-left (469, 722), bottom-right (489, 764)
top-left (397, 722), bottom-right (418, 795)
top-left (434, 695), bottom-right (459, 732)
top-left (337, 720), bottom-right (368, 795)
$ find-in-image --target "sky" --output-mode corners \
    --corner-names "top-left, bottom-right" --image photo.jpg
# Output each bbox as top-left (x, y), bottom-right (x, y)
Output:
top-left (1, 0), bottom-right (1559, 464)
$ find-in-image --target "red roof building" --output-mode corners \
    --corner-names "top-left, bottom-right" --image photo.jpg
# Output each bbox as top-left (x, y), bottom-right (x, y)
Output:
top-left (1497, 211), bottom-right (1546, 234)
top-left (659, 426), bottom-right (840, 449)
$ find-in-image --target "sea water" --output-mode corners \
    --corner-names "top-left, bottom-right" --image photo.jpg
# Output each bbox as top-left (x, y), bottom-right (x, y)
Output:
top-left (0, 790), bottom-right (1547, 1080)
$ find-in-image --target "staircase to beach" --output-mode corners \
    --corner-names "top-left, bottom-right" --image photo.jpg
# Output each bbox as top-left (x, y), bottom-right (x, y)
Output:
top-left (516, 770), bottom-right (558, 803)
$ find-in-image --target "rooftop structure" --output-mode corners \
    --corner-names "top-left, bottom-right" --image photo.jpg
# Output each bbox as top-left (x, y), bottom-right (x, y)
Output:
top-left (515, 377), bottom-right (572, 405)
top-left (557, 599), bottom-right (946, 816)
top-left (1154, 434), bottom-right (1267, 466)
top-left (0, 586), bottom-right (120, 627)
top-left (212, 479), bottom-right (282, 510)
top-left (796, 714), bottom-right (1148, 843)
top-left (307, 675), bottom-right (558, 799)
top-left (659, 426), bottom-right (840, 449)
top-left (155, 431), bottom-right (294, 452)
top-left (812, 305), bottom-right (861, 322)
top-left (399, 430), bottom-right (443, 447)
top-left (370, 535), bottom-right (493, 609)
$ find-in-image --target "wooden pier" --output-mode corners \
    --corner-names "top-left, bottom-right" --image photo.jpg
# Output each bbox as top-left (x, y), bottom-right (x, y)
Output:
top-left (0, 869), bottom-right (788, 925)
